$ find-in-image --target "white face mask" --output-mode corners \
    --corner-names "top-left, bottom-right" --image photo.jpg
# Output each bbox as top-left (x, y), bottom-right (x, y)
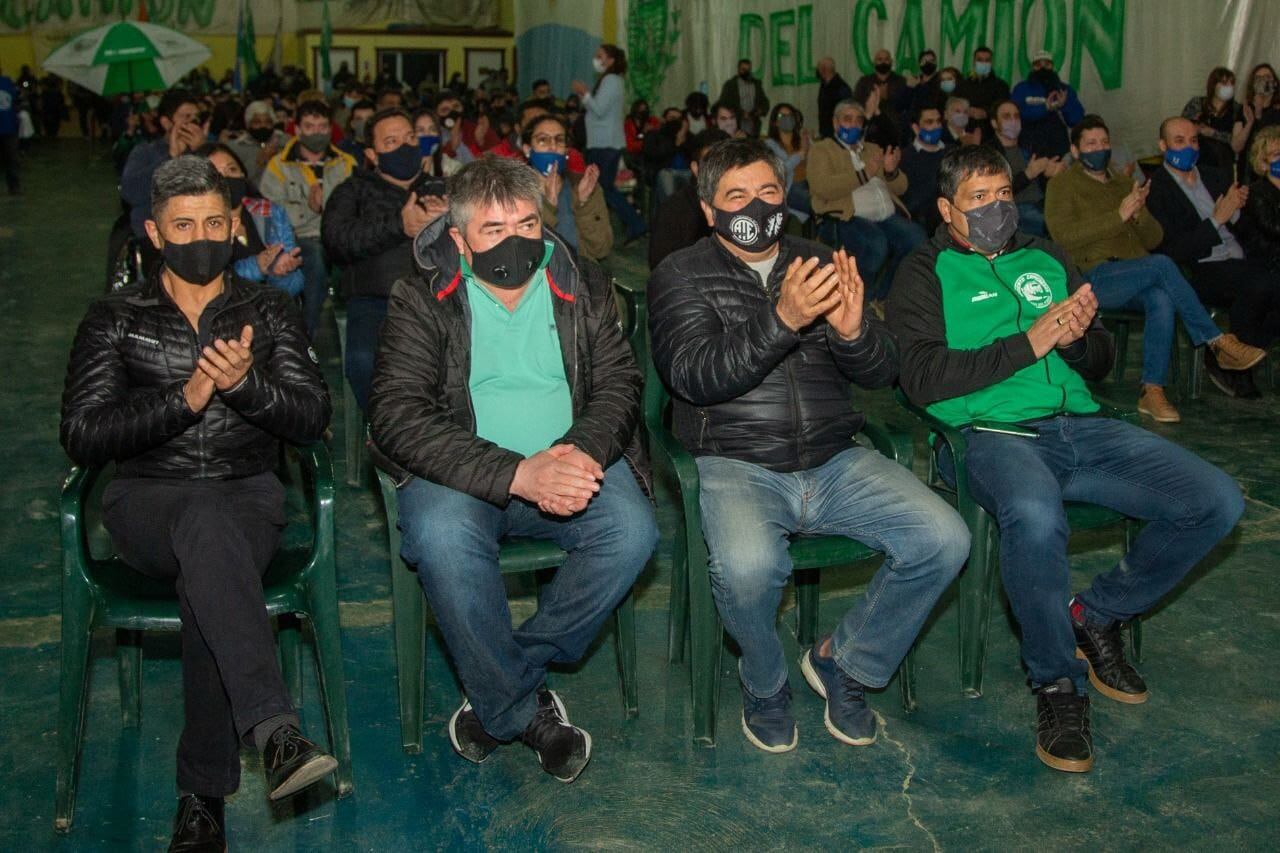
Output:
top-left (592, 57), bottom-right (607, 74)
top-left (718, 117), bottom-right (738, 134)
top-left (949, 111), bottom-right (968, 129)
top-left (1000, 119), bottom-right (1021, 140)
top-left (1217, 83), bottom-right (1235, 101)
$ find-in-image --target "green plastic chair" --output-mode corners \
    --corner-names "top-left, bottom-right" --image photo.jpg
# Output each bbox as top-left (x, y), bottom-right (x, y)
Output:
top-left (895, 391), bottom-right (1142, 698)
top-left (643, 348), bottom-right (919, 747)
top-left (373, 465), bottom-right (638, 754)
top-left (55, 443), bottom-right (353, 833)
top-left (331, 302), bottom-right (367, 489)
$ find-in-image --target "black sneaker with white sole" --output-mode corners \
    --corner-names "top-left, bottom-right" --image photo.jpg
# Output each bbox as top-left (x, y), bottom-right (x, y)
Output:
top-left (520, 688), bottom-right (591, 783)
top-left (449, 699), bottom-right (502, 763)
top-left (1035, 678), bottom-right (1094, 773)
top-left (262, 725), bottom-right (339, 801)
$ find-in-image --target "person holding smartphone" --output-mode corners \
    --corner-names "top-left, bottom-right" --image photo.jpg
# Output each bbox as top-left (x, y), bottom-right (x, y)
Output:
top-left (890, 145), bottom-right (1245, 775)
top-left (523, 113), bottom-right (611, 261)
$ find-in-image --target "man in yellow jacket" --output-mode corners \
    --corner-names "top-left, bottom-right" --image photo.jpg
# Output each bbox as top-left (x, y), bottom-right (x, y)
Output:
top-left (806, 99), bottom-right (925, 304)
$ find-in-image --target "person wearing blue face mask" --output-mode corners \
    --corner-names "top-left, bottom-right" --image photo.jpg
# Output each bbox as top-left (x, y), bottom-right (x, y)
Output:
top-left (1148, 116), bottom-right (1280, 399)
top-left (1046, 115), bottom-right (1265, 422)
top-left (900, 105), bottom-right (950, 233)
top-left (807, 99), bottom-right (925, 307)
top-left (957, 45), bottom-right (1011, 119)
top-left (522, 113), bottom-right (612, 260)
top-left (1235, 126), bottom-right (1280, 272)
top-left (411, 108), bottom-right (461, 180)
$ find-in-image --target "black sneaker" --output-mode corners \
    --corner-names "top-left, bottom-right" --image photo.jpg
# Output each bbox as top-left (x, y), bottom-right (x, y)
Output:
top-left (263, 725), bottom-right (339, 801)
top-left (740, 681), bottom-right (798, 753)
top-left (1035, 678), bottom-right (1094, 773)
top-left (521, 689), bottom-right (592, 783)
top-left (167, 794), bottom-right (225, 853)
top-left (1071, 602), bottom-right (1149, 704)
top-left (448, 698), bottom-right (502, 764)
top-left (1204, 347), bottom-right (1238, 397)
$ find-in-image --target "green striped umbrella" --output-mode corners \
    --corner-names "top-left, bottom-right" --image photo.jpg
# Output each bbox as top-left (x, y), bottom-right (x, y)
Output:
top-left (42, 21), bottom-right (212, 96)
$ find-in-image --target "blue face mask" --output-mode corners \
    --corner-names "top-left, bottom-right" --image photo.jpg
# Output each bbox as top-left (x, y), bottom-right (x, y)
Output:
top-left (1271, 158), bottom-right (1280, 179)
top-left (836, 125), bottom-right (863, 146)
top-left (1078, 148), bottom-right (1112, 172)
top-left (418, 134), bottom-right (441, 156)
top-left (1164, 145), bottom-right (1199, 172)
top-left (528, 150), bottom-right (568, 177)
top-left (974, 61), bottom-right (992, 77)
top-left (343, 96), bottom-right (357, 109)
top-left (918, 126), bottom-right (943, 145)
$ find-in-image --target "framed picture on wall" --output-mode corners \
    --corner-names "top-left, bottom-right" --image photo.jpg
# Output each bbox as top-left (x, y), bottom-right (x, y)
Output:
top-left (466, 48), bottom-right (505, 90)
top-left (313, 46), bottom-right (358, 85)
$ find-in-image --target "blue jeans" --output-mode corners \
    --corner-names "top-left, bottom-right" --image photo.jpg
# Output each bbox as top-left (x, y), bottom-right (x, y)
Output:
top-left (396, 462), bottom-right (658, 740)
top-left (1087, 255), bottom-right (1221, 386)
top-left (826, 214), bottom-right (926, 301)
top-left (943, 416), bottom-right (1242, 691)
top-left (586, 147), bottom-right (647, 239)
top-left (1017, 201), bottom-right (1047, 237)
top-left (343, 295), bottom-right (387, 411)
top-left (695, 447), bottom-right (969, 697)
top-left (297, 237), bottom-right (328, 339)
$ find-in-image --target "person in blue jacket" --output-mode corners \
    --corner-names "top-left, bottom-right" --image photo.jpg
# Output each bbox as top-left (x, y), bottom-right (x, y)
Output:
top-left (1012, 50), bottom-right (1084, 158)
top-left (200, 143), bottom-right (305, 298)
top-left (0, 62), bottom-right (20, 194)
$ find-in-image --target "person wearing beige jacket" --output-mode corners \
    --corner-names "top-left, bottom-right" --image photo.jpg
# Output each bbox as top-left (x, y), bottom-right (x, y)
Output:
top-left (807, 99), bottom-right (926, 300)
top-left (524, 114), bottom-right (614, 261)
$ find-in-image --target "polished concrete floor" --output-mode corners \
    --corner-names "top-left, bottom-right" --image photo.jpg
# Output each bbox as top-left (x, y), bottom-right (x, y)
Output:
top-left (1, 141), bottom-right (1278, 851)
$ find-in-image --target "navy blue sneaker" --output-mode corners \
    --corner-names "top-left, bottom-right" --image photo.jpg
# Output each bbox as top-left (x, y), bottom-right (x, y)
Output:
top-left (740, 681), bottom-right (798, 753)
top-left (800, 637), bottom-right (877, 746)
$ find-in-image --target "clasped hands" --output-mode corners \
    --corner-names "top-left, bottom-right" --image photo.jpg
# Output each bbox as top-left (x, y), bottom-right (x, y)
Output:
top-left (775, 249), bottom-right (865, 340)
top-left (1026, 284), bottom-right (1098, 358)
top-left (183, 324), bottom-right (255, 413)
top-left (510, 444), bottom-right (604, 516)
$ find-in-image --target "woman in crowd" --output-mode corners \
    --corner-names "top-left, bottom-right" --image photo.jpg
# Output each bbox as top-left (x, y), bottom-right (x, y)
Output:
top-left (1236, 125), bottom-right (1280, 271)
top-left (1238, 63), bottom-right (1280, 177)
top-left (1182, 66), bottom-right (1247, 171)
top-left (763, 102), bottom-right (812, 218)
top-left (572, 43), bottom-right (647, 243)
top-left (411, 108), bottom-right (462, 180)
top-left (199, 143), bottom-right (305, 297)
top-left (523, 113), bottom-right (612, 261)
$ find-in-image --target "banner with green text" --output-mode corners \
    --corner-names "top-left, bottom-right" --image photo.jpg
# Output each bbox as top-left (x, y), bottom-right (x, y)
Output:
top-left (641, 0), bottom-right (1280, 156)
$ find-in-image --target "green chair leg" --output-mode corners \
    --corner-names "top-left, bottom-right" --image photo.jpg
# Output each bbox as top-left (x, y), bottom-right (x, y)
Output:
top-left (958, 507), bottom-right (999, 697)
top-left (686, 539), bottom-right (721, 746)
top-left (306, 587), bottom-right (354, 797)
top-left (615, 593), bottom-right (639, 718)
top-left (278, 616), bottom-right (303, 707)
top-left (378, 469), bottom-right (426, 754)
top-left (898, 646), bottom-right (918, 713)
top-left (55, 621), bottom-right (94, 833)
top-left (116, 628), bottom-right (142, 728)
top-left (666, 519), bottom-right (690, 663)
top-left (1111, 318), bottom-right (1130, 384)
top-left (794, 568), bottom-right (820, 647)
top-left (343, 381), bottom-right (366, 489)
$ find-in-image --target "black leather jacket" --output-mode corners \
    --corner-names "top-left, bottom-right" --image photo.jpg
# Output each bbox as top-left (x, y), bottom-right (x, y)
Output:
top-left (60, 274), bottom-right (331, 479)
top-left (648, 234), bottom-right (899, 473)
top-left (369, 217), bottom-right (647, 505)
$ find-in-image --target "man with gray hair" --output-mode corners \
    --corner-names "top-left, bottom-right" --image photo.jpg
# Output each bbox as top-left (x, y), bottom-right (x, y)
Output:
top-left (369, 155), bottom-right (657, 783)
top-left (648, 137), bottom-right (967, 753)
top-left (227, 99), bottom-right (289, 184)
top-left (61, 155), bottom-right (336, 849)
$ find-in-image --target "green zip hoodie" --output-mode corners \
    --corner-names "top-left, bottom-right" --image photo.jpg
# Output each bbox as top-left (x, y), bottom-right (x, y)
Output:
top-left (888, 227), bottom-right (1115, 427)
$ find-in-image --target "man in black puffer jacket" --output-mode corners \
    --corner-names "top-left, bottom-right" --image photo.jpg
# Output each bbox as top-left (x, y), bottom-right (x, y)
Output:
top-left (60, 157), bottom-right (335, 851)
top-left (369, 157), bottom-right (656, 783)
top-left (648, 138), bottom-right (967, 754)
top-left (321, 107), bottom-right (447, 409)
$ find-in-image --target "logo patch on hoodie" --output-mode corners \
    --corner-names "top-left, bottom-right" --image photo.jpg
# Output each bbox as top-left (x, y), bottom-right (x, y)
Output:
top-left (1014, 272), bottom-right (1053, 309)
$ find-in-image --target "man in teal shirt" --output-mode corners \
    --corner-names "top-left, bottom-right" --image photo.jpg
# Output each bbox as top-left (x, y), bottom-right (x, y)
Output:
top-left (369, 156), bottom-right (656, 784)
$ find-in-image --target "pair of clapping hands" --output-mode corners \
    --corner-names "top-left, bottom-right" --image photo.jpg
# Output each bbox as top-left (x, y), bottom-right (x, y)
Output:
top-left (183, 325), bottom-right (255, 413)
top-left (511, 445), bottom-right (605, 516)
top-left (1026, 284), bottom-right (1099, 357)
top-left (775, 249), bottom-right (866, 340)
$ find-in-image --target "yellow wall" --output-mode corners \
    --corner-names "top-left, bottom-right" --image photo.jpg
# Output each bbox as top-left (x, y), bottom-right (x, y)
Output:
top-left (188, 34), bottom-right (304, 78)
top-left (0, 34), bottom-right (38, 75)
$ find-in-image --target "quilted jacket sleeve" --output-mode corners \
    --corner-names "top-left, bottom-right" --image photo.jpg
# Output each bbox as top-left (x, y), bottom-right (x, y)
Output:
top-left (321, 177), bottom-right (405, 265)
top-left (219, 290), bottom-right (331, 443)
top-left (60, 300), bottom-right (201, 466)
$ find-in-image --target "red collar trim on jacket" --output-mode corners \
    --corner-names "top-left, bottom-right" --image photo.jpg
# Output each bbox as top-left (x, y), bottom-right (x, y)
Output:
top-left (546, 269), bottom-right (575, 302)
top-left (436, 269), bottom-right (462, 301)
top-left (243, 196), bottom-right (272, 215)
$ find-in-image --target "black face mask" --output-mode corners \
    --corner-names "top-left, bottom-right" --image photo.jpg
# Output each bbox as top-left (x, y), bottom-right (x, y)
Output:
top-left (163, 237), bottom-right (234, 286)
top-left (224, 176), bottom-right (249, 206)
top-left (377, 143), bottom-right (423, 181)
top-left (1030, 68), bottom-right (1061, 90)
top-left (738, 69), bottom-right (752, 80)
top-left (713, 196), bottom-right (787, 253)
top-left (466, 235), bottom-right (546, 289)
top-left (875, 62), bottom-right (893, 75)
top-left (247, 125), bottom-right (274, 143)
top-left (920, 61), bottom-right (937, 77)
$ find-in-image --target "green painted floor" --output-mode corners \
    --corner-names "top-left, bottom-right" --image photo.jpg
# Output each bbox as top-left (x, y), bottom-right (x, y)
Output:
top-left (2, 141), bottom-right (1279, 851)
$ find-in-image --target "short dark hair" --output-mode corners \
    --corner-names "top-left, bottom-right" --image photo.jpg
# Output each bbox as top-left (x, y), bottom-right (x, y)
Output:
top-left (367, 107), bottom-right (412, 142)
top-left (1070, 113), bottom-right (1109, 147)
top-left (691, 129), bottom-right (730, 163)
top-left (712, 101), bottom-right (739, 121)
top-left (937, 144), bottom-right (1012, 201)
top-left (919, 49), bottom-right (937, 61)
top-left (297, 99), bottom-right (332, 122)
top-left (158, 88), bottom-right (199, 120)
top-left (696, 137), bottom-right (786, 205)
top-left (376, 87), bottom-right (404, 104)
top-left (685, 91), bottom-right (709, 112)
top-left (974, 45), bottom-right (993, 57)
top-left (522, 113), bottom-right (569, 146)
top-left (517, 100), bottom-right (549, 128)
top-left (350, 99), bottom-right (376, 115)
top-left (151, 154), bottom-right (230, 218)
top-left (911, 102), bottom-right (942, 124)
top-left (531, 78), bottom-right (550, 90)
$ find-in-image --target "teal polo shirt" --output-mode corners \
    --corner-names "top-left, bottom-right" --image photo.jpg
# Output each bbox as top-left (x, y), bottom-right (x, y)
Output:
top-left (465, 244), bottom-right (573, 459)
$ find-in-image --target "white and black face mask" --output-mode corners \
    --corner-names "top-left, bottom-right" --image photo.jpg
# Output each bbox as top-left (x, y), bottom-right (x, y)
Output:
top-left (713, 196), bottom-right (787, 253)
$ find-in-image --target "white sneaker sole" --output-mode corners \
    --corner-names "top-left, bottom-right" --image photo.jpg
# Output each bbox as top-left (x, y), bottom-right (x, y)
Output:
top-left (740, 712), bottom-right (798, 753)
top-left (448, 699), bottom-right (493, 764)
top-left (532, 689), bottom-right (592, 783)
top-left (800, 651), bottom-right (877, 747)
top-left (268, 752), bottom-right (339, 801)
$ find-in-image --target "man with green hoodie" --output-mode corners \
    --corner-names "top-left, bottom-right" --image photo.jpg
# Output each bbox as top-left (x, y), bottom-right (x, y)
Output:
top-left (889, 145), bottom-right (1244, 774)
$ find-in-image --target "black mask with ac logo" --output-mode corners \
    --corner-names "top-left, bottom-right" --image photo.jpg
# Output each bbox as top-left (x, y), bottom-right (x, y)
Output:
top-left (712, 196), bottom-right (787, 253)
top-left (466, 235), bottom-right (546, 289)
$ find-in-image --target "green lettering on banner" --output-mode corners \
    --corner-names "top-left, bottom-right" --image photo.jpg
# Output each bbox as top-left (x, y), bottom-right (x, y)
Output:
top-left (178, 0), bottom-right (215, 28)
top-left (852, 0), bottom-right (886, 75)
top-left (1071, 0), bottom-right (1125, 89)
top-left (0, 0), bottom-right (25, 28)
top-left (1019, 0), bottom-right (1067, 79)
top-left (893, 0), bottom-right (925, 74)
top-left (991, 0), bottom-right (1017, 82)
top-left (739, 13), bottom-right (765, 70)
top-left (797, 4), bottom-right (818, 84)
top-left (770, 9), bottom-right (796, 86)
top-left (941, 0), bottom-right (989, 72)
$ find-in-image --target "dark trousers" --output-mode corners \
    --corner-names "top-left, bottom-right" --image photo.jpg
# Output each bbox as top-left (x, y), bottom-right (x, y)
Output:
top-left (1188, 257), bottom-right (1280, 348)
top-left (343, 294), bottom-right (388, 411)
top-left (101, 472), bottom-right (294, 796)
top-left (0, 133), bottom-right (18, 193)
